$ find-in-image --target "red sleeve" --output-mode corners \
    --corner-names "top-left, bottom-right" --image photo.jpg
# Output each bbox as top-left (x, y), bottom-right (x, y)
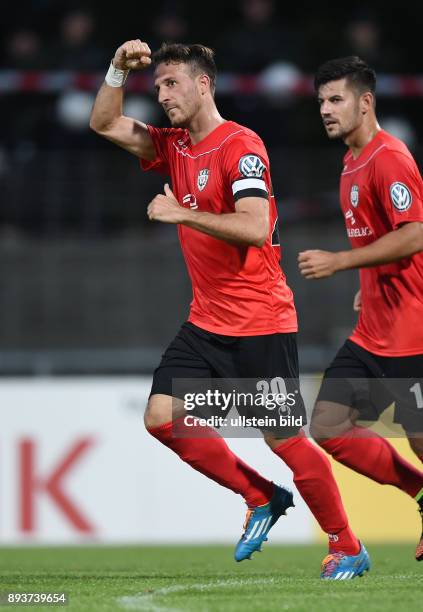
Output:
top-left (372, 149), bottom-right (423, 228)
top-left (139, 125), bottom-right (182, 175)
top-left (220, 133), bottom-right (270, 203)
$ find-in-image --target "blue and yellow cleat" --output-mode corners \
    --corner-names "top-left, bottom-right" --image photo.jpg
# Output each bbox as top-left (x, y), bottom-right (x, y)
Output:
top-left (234, 485), bottom-right (294, 562)
top-left (320, 542), bottom-right (371, 580)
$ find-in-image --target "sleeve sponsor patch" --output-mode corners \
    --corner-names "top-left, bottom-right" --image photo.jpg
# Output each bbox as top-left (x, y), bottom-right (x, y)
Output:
top-left (239, 154), bottom-right (267, 179)
top-left (390, 182), bottom-right (412, 212)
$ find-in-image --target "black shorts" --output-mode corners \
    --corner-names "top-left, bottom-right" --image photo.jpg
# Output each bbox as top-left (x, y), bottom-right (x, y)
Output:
top-left (317, 339), bottom-right (423, 433)
top-left (150, 322), bottom-right (306, 432)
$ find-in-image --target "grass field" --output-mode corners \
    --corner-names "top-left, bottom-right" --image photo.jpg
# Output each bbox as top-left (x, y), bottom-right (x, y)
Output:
top-left (0, 544), bottom-right (421, 611)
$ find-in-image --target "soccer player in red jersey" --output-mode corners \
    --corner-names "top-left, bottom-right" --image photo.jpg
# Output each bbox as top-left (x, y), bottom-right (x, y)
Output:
top-left (91, 41), bottom-right (369, 578)
top-left (298, 56), bottom-right (423, 560)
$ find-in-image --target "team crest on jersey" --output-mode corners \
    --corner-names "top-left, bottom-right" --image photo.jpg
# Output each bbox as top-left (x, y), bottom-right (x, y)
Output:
top-left (197, 168), bottom-right (210, 191)
top-left (239, 155), bottom-right (266, 179)
top-left (350, 184), bottom-right (359, 208)
top-left (390, 182), bottom-right (412, 212)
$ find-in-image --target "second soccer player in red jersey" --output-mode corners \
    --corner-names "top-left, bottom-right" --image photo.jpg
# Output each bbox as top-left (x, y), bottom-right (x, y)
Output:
top-left (91, 41), bottom-right (369, 578)
top-left (298, 56), bottom-right (423, 561)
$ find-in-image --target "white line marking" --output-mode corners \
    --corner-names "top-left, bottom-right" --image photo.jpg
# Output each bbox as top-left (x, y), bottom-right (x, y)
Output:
top-left (173, 129), bottom-right (244, 159)
top-left (341, 144), bottom-right (386, 175)
top-left (118, 578), bottom-right (277, 611)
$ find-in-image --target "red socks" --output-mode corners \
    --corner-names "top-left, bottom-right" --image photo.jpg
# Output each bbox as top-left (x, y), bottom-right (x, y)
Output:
top-left (147, 418), bottom-right (274, 507)
top-left (319, 426), bottom-right (423, 498)
top-left (148, 418), bottom-right (363, 555)
top-left (273, 433), bottom-right (360, 555)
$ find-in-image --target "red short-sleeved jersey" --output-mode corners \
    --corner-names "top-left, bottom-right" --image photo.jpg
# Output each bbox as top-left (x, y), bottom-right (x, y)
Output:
top-left (141, 120), bottom-right (297, 336)
top-left (340, 130), bottom-right (423, 356)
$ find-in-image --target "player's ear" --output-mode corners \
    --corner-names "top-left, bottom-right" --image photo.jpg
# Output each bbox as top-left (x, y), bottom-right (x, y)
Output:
top-left (360, 92), bottom-right (374, 115)
top-left (198, 73), bottom-right (211, 96)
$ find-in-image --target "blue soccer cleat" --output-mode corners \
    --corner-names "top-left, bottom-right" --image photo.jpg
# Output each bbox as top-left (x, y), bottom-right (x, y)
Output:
top-left (320, 542), bottom-right (371, 580)
top-left (234, 484), bottom-right (294, 562)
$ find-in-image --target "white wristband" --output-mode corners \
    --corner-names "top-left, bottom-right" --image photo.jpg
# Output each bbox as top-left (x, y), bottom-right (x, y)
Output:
top-left (105, 60), bottom-right (129, 87)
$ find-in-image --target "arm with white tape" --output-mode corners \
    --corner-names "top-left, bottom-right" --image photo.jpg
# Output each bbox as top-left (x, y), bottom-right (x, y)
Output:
top-left (90, 40), bottom-right (156, 160)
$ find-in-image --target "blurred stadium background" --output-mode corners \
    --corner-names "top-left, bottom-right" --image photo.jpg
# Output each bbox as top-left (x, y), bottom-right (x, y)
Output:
top-left (0, 0), bottom-right (422, 550)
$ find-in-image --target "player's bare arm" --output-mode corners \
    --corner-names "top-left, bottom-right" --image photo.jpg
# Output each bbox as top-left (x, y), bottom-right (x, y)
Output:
top-left (147, 185), bottom-right (269, 248)
top-left (298, 221), bottom-right (423, 279)
top-left (90, 40), bottom-right (156, 160)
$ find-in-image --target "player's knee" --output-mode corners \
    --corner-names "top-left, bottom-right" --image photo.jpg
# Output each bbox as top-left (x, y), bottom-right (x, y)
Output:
top-left (309, 420), bottom-right (327, 445)
top-left (263, 428), bottom-right (302, 449)
top-left (144, 395), bottom-right (173, 430)
top-left (310, 400), bottom-right (355, 442)
top-left (407, 434), bottom-right (423, 459)
top-left (310, 419), bottom-right (352, 444)
top-left (143, 406), bottom-right (159, 431)
top-left (144, 406), bottom-right (167, 430)
top-left (309, 409), bottom-right (328, 442)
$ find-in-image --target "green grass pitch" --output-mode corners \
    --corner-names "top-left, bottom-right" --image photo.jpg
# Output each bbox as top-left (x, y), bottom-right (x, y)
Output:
top-left (0, 544), bottom-right (421, 611)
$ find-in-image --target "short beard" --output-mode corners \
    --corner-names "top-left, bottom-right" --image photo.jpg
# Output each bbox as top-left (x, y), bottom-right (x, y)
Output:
top-left (170, 116), bottom-right (188, 128)
top-left (325, 104), bottom-right (361, 142)
top-left (326, 123), bottom-right (355, 142)
top-left (326, 131), bottom-right (343, 140)
top-left (169, 99), bottom-right (201, 129)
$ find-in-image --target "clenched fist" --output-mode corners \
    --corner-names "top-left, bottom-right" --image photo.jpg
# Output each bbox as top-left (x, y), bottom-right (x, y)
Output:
top-left (113, 39), bottom-right (152, 71)
top-left (298, 249), bottom-right (345, 279)
top-left (147, 184), bottom-right (187, 224)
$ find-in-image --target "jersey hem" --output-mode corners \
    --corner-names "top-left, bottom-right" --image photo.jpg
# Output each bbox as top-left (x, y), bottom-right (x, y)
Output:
top-left (189, 317), bottom-right (298, 337)
top-left (349, 333), bottom-right (423, 357)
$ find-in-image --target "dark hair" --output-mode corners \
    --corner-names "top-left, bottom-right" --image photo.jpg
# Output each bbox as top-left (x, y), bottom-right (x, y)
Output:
top-left (314, 56), bottom-right (376, 96)
top-left (152, 43), bottom-right (217, 94)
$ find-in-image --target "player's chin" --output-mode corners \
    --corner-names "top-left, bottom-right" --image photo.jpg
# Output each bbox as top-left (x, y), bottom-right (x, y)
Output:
top-left (168, 114), bottom-right (188, 128)
top-left (325, 128), bottom-right (342, 140)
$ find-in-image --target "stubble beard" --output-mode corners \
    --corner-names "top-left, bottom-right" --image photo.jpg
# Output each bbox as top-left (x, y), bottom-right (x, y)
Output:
top-left (325, 117), bottom-right (359, 142)
top-left (325, 104), bottom-right (361, 141)
top-left (325, 122), bottom-right (349, 140)
top-left (168, 110), bottom-right (187, 128)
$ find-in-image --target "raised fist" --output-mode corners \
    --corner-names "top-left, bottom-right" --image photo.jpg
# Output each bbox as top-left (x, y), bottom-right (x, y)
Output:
top-left (113, 40), bottom-right (152, 71)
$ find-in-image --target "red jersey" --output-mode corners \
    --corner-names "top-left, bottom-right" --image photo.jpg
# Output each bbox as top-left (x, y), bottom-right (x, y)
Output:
top-left (141, 120), bottom-right (297, 336)
top-left (340, 130), bottom-right (423, 356)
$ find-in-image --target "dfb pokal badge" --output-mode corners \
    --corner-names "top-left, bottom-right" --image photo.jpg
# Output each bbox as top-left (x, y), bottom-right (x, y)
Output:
top-left (197, 168), bottom-right (210, 191)
top-left (350, 184), bottom-right (359, 208)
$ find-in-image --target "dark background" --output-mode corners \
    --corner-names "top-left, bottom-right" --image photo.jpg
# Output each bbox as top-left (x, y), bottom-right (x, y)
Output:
top-left (0, 0), bottom-right (421, 374)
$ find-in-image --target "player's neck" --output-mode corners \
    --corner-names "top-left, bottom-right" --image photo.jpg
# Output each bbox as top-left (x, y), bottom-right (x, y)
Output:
top-left (188, 103), bottom-right (226, 145)
top-left (345, 119), bottom-right (381, 159)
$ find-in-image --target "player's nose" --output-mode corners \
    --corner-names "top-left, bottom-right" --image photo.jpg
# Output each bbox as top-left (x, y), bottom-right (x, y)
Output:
top-left (156, 87), bottom-right (167, 105)
top-left (320, 100), bottom-right (332, 115)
